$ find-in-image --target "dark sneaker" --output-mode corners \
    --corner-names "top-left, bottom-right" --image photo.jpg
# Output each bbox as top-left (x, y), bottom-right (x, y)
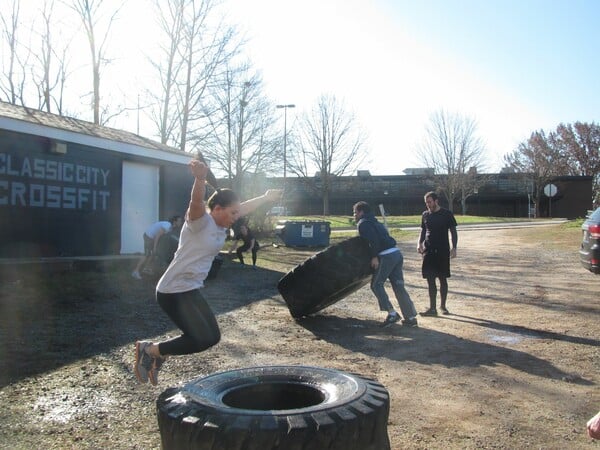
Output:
top-left (440, 306), bottom-right (450, 315)
top-left (148, 356), bottom-right (166, 386)
top-left (402, 317), bottom-right (418, 327)
top-left (420, 308), bottom-right (438, 317)
top-left (382, 312), bottom-right (400, 327)
top-left (134, 341), bottom-right (153, 383)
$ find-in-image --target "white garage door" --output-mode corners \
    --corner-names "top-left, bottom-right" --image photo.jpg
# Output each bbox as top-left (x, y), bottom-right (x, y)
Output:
top-left (120, 161), bottom-right (159, 254)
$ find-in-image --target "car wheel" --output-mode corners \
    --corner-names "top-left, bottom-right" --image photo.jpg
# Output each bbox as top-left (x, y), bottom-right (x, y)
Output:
top-left (277, 237), bottom-right (372, 318)
top-left (156, 365), bottom-right (390, 450)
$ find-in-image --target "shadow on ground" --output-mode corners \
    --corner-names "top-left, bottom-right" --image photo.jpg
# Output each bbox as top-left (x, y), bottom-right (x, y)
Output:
top-left (297, 314), bottom-right (595, 386)
top-left (0, 260), bottom-right (285, 387)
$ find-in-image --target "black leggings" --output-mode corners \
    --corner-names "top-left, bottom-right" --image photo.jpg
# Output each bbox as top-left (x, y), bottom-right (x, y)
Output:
top-left (236, 241), bottom-right (259, 265)
top-left (156, 289), bottom-right (221, 356)
top-left (427, 276), bottom-right (448, 309)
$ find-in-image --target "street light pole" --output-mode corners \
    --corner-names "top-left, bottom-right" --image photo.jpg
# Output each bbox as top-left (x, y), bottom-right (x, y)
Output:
top-left (235, 82), bottom-right (251, 193)
top-left (276, 104), bottom-right (295, 184)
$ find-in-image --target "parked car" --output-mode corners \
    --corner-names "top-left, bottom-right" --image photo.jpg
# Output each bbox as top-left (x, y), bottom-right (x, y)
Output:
top-left (579, 207), bottom-right (600, 274)
top-left (268, 206), bottom-right (290, 216)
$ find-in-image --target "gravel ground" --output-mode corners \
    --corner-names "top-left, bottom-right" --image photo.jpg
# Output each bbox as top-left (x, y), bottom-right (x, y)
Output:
top-left (0, 225), bottom-right (599, 449)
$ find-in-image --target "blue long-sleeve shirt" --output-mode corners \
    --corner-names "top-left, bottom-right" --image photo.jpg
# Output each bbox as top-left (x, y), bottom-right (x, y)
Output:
top-left (357, 212), bottom-right (397, 257)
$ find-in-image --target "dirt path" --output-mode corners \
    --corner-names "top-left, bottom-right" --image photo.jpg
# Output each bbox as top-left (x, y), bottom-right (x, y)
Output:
top-left (0, 226), bottom-right (598, 449)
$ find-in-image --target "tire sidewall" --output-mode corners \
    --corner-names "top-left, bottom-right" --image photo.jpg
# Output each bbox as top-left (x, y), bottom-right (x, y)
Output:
top-left (178, 365), bottom-right (367, 416)
top-left (157, 365), bottom-right (391, 450)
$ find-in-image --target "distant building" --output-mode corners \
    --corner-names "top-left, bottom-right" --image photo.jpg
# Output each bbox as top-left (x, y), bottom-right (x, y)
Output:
top-left (1, 102), bottom-right (594, 260)
top-left (269, 172), bottom-right (592, 219)
top-left (403, 168), bottom-right (435, 176)
top-left (0, 101), bottom-right (191, 258)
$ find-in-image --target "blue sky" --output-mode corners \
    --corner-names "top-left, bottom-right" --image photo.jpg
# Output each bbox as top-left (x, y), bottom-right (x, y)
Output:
top-left (390, 0), bottom-right (599, 119)
top-left (222, 0), bottom-right (600, 174)
top-left (18, 0), bottom-right (598, 176)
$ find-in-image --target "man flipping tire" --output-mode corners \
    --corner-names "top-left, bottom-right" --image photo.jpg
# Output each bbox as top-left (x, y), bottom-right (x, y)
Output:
top-left (353, 201), bottom-right (418, 327)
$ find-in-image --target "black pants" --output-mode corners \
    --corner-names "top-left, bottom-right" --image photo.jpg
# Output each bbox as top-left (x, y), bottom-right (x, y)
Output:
top-left (236, 240), bottom-right (259, 265)
top-left (156, 289), bottom-right (221, 356)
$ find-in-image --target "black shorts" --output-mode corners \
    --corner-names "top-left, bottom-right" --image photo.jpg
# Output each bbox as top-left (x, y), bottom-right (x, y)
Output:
top-left (238, 240), bottom-right (260, 253)
top-left (143, 234), bottom-right (154, 256)
top-left (421, 248), bottom-right (451, 278)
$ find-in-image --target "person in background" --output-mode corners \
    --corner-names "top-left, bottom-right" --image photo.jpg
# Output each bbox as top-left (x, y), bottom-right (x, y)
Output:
top-left (229, 220), bottom-right (260, 268)
top-left (418, 191), bottom-right (458, 316)
top-left (134, 159), bottom-right (281, 385)
top-left (131, 215), bottom-right (182, 279)
top-left (353, 201), bottom-right (418, 327)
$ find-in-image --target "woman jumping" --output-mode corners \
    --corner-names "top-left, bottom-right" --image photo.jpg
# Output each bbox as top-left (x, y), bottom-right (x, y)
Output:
top-left (134, 159), bottom-right (281, 385)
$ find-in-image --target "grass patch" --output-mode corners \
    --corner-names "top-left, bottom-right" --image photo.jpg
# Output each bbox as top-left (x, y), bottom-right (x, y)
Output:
top-left (276, 220), bottom-right (583, 253)
top-left (275, 215), bottom-right (544, 230)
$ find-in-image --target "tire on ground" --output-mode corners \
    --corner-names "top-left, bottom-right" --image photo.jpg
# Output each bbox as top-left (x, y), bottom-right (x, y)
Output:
top-left (156, 365), bottom-right (390, 450)
top-left (277, 237), bottom-right (372, 318)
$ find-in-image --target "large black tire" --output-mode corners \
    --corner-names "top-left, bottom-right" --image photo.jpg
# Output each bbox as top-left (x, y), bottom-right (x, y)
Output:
top-left (156, 365), bottom-right (390, 450)
top-left (277, 237), bottom-right (373, 318)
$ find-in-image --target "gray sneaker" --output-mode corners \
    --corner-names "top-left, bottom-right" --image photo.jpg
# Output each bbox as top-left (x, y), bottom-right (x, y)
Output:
top-left (148, 356), bottom-right (166, 386)
top-left (382, 312), bottom-right (400, 327)
top-left (402, 317), bottom-right (418, 327)
top-left (134, 341), bottom-right (153, 383)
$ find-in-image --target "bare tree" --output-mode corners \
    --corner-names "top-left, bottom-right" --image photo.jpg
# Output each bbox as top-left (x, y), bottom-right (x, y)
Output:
top-left (148, 0), bottom-right (186, 145)
top-left (504, 130), bottom-right (562, 216)
top-left (554, 122), bottom-right (600, 204)
top-left (68, 0), bottom-right (122, 124)
top-left (417, 110), bottom-right (488, 213)
top-left (0, 0), bottom-right (28, 105)
top-left (30, 0), bottom-right (72, 114)
top-left (288, 94), bottom-right (367, 215)
top-left (149, 0), bottom-right (240, 152)
top-left (195, 65), bottom-right (280, 196)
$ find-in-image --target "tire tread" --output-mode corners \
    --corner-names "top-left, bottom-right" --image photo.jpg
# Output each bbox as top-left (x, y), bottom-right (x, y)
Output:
top-left (157, 366), bottom-right (390, 449)
top-left (278, 237), bottom-right (372, 318)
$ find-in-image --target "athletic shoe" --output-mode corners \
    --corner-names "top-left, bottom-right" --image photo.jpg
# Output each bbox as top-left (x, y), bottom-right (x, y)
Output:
top-left (441, 306), bottom-right (450, 315)
top-left (131, 270), bottom-right (142, 280)
top-left (420, 308), bottom-right (438, 317)
top-left (148, 356), bottom-right (166, 386)
top-left (402, 317), bottom-right (418, 327)
top-left (134, 341), bottom-right (153, 383)
top-left (382, 312), bottom-right (400, 327)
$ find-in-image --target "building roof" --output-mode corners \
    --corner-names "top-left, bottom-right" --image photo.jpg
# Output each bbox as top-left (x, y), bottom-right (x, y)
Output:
top-left (0, 101), bottom-right (190, 163)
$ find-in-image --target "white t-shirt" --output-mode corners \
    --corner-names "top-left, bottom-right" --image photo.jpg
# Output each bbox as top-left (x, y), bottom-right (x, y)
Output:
top-left (156, 213), bottom-right (226, 293)
top-left (145, 221), bottom-right (172, 239)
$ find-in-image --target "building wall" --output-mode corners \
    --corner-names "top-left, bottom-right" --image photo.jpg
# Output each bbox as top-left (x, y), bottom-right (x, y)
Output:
top-left (262, 174), bottom-right (592, 219)
top-left (537, 177), bottom-right (592, 219)
top-left (0, 129), bottom-right (190, 258)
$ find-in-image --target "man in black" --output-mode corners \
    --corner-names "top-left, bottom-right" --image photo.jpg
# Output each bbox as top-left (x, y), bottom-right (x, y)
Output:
top-left (229, 221), bottom-right (260, 268)
top-left (418, 191), bottom-right (458, 316)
